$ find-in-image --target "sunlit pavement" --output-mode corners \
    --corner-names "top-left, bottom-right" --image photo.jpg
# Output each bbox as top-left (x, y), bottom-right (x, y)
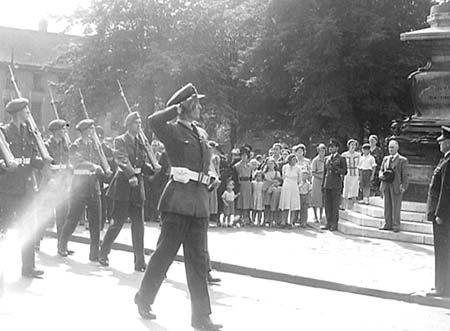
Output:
top-left (1, 238), bottom-right (450, 331)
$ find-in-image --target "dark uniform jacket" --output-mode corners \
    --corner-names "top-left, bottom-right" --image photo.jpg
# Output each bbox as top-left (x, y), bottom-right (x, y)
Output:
top-left (149, 106), bottom-right (211, 218)
top-left (106, 132), bottom-right (150, 204)
top-left (0, 122), bottom-right (44, 195)
top-left (69, 137), bottom-right (102, 197)
top-left (322, 153), bottom-right (347, 190)
top-left (46, 136), bottom-right (70, 166)
top-left (427, 153), bottom-right (450, 222)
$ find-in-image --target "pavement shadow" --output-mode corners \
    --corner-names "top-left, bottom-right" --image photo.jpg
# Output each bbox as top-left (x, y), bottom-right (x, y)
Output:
top-left (138, 319), bottom-right (170, 331)
top-left (4, 278), bottom-right (34, 295)
top-left (209, 226), bottom-right (319, 238)
top-left (394, 241), bottom-right (434, 256)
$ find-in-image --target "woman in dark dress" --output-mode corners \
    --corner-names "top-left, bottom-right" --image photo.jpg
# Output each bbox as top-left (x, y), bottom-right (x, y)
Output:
top-left (368, 134), bottom-right (384, 196)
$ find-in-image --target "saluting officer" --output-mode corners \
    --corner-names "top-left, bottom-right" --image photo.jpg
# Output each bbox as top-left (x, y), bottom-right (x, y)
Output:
top-left (134, 84), bottom-right (222, 331)
top-left (45, 119), bottom-right (71, 251)
top-left (99, 112), bottom-right (151, 271)
top-left (426, 126), bottom-right (450, 298)
top-left (0, 98), bottom-right (45, 278)
top-left (58, 119), bottom-right (104, 261)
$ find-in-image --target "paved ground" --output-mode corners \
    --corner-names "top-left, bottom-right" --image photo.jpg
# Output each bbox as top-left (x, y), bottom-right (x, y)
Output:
top-left (65, 216), bottom-right (435, 296)
top-left (1, 239), bottom-right (449, 331)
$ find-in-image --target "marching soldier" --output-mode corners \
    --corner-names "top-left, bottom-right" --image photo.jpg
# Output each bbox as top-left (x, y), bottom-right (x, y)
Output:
top-left (134, 84), bottom-right (222, 331)
top-left (99, 112), bottom-right (151, 271)
top-left (0, 98), bottom-right (45, 278)
top-left (58, 119), bottom-right (104, 261)
top-left (45, 119), bottom-right (72, 251)
top-left (426, 126), bottom-right (450, 298)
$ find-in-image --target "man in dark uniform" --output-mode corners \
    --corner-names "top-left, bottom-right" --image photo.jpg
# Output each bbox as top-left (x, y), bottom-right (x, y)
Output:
top-left (58, 119), bottom-right (104, 261)
top-left (426, 126), bottom-right (450, 298)
top-left (321, 139), bottom-right (347, 231)
top-left (45, 119), bottom-right (72, 251)
top-left (134, 84), bottom-right (222, 331)
top-left (99, 112), bottom-right (151, 271)
top-left (0, 98), bottom-right (45, 278)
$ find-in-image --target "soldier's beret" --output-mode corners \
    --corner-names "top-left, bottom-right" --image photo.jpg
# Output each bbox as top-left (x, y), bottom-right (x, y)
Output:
top-left (166, 83), bottom-right (205, 107)
top-left (437, 126), bottom-right (450, 142)
top-left (75, 119), bottom-right (95, 132)
top-left (124, 111), bottom-right (141, 127)
top-left (5, 97), bottom-right (29, 114)
top-left (48, 119), bottom-right (69, 132)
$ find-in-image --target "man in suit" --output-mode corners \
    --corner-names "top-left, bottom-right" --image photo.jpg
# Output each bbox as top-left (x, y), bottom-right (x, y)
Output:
top-left (321, 139), bottom-right (347, 231)
top-left (379, 139), bottom-right (409, 232)
top-left (99, 112), bottom-right (151, 271)
top-left (0, 98), bottom-right (45, 278)
top-left (134, 84), bottom-right (222, 331)
top-left (58, 119), bottom-right (105, 261)
top-left (426, 126), bottom-right (450, 298)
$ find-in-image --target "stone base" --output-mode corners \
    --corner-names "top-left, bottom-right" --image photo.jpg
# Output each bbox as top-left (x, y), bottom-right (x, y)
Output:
top-left (403, 164), bottom-right (435, 202)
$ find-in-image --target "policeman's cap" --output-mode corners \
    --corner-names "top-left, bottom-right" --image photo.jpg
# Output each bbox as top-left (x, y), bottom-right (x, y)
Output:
top-left (5, 97), bottom-right (28, 114)
top-left (48, 119), bottom-right (69, 132)
top-left (124, 111), bottom-right (141, 127)
top-left (437, 126), bottom-right (450, 142)
top-left (75, 119), bottom-right (95, 132)
top-left (166, 83), bottom-right (205, 107)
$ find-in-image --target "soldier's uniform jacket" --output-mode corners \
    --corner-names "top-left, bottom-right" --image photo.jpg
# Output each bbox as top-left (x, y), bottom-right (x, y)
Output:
top-left (46, 136), bottom-right (70, 166)
top-left (106, 132), bottom-right (151, 204)
top-left (0, 122), bottom-right (44, 195)
top-left (427, 152), bottom-right (450, 222)
top-left (69, 137), bottom-right (102, 197)
top-left (322, 153), bottom-right (348, 190)
top-left (149, 106), bottom-right (212, 218)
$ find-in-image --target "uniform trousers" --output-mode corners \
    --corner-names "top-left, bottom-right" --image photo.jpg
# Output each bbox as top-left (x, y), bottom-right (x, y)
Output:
top-left (137, 212), bottom-right (211, 318)
top-left (100, 200), bottom-right (145, 266)
top-left (382, 184), bottom-right (402, 230)
top-left (60, 194), bottom-right (101, 259)
top-left (324, 188), bottom-right (340, 230)
top-left (433, 220), bottom-right (450, 296)
top-left (0, 193), bottom-right (36, 273)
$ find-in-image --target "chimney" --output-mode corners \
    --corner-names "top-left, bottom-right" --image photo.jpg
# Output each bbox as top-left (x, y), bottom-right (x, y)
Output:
top-left (38, 19), bottom-right (48, 33)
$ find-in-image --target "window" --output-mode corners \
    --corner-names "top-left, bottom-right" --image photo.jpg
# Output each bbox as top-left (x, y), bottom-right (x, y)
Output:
top-left (33, 73), bottom-right (44, 92)
top-left (30, 101), bottom-right (42, 126)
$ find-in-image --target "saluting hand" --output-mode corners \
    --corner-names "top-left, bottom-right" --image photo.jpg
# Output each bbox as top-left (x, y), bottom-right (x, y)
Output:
top-left (435, 216), bottom-right (444, 225)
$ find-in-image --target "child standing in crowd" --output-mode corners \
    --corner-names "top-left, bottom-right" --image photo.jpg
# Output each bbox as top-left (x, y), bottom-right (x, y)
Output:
top-left (342, 139), bottom-right (361, 209)
top-left (252, 171), bottom-right (265, 226)
top-left (279, 154), bottom-right (301, 228)
top-left (221, 179), bottom-right (239, 227)
top-left (358, 143), bottom-right (377, 205)
top-left (269, 177), bottom-right (283, 226)
top-left (263, 158), bottom-right (281, 226)
top-left (298, 170), bottom-right (312, 228)
top-left (233, 147), bottom-right (252, 225)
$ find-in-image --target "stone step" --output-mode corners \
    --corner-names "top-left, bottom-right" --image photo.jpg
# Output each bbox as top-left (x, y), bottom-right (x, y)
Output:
top-left (368, 197), bottom-right (426, 213)
top-left (340, 210), bottom-right (433, 235)
top-left (353, 203), bottom-right (426, 223)
top-left (338, 220), bottom-right (433, 246)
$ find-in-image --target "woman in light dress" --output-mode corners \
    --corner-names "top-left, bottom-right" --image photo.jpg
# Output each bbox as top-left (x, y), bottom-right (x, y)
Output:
top-left (341, 139), bottom-right (361, 209)
top-left (311, 143), bottom-right (326, 223)
top-left (279, 154), bottom-right (302, 228)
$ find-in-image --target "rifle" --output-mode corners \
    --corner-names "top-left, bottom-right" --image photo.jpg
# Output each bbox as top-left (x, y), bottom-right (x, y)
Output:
top-left (0, 128), bottom-right (16, 168)
top-left (8, 65), bottom-right (52, 162)
top-left (116, 80), bottom-right (161, 172)
top-left (48, 81), bottom-right (71, 146)
top-left (78, 89), bottom-right (112, 176)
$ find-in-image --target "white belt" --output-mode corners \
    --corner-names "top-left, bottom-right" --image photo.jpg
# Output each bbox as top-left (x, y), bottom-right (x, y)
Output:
top-left (15, 157), bottom-right (31, 165)
top-left (73, 169), bottom-right (94, 176)
top-left (49, 164), bottom-right (68, 171)
top-left (134, 168), bottom-right (142, 175)
top-left (170, 167), bottom-right (211, 185)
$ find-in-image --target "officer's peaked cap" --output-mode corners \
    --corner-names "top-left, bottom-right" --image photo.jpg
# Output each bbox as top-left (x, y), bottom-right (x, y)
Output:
top-left (166, 83), bottom-right (205, 107)
top-left (437, 126), bottom-right (450, 142)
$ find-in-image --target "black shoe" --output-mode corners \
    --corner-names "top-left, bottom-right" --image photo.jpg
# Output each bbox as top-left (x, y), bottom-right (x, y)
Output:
top-left (207, 272), bottom-right (221, 284)
top-left (98, 257), bottom-right (109, 267)
top-left (67, 249), bottom-right (75, 255)
top-left (135, 263), bottom-right (147, 272)
top-left (89, 256), bottom-right (99, 262)
top-left (320, 225), bottom-right (329, 230)
top-left (22, 269), bottom-right (44, 278)
top-left (393, 228), bottom-right (400, 233)
top-left (191, 316), bottom-right (223, 331)
top-left (379, 227), bottom-right (392, 231)
top-left (134, 293), bottom-right (156, 320)
top-left (329, 227), bottom-right (337, 232)
top-left (57, 248), bottom-right (68, 257)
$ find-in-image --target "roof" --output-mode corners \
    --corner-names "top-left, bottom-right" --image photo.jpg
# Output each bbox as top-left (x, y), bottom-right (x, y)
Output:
top-left (0, 26), bottom-right (82, 70)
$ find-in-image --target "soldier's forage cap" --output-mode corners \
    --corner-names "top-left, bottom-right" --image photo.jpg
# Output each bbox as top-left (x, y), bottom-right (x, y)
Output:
top-left (5, 97), bottom-right (29, 114)
top-left (48, 119), bottom-right (69, 132)
top-left (75, 119), bottom-right (95, 132)
top-left (124, 111), bottom-right (141, 127)
top-left (437, 126), bottom-right (450, 142)
top-left (166, 83), bottom-right (205, 107)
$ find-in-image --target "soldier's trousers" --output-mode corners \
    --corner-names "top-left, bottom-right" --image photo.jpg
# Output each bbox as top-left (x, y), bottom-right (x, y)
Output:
top-left (137, 212), bottom-right (211, 317)
top-left (433, 220), bottom-right (450, 296)
top-left (0, 193), bottom-right (36, 274)
top-left (100, 200), bottom-right (145, 266)
top-left (60, 194), bottom-right (101, 259)
top-left (324, 188), bottom-right (340, 229)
